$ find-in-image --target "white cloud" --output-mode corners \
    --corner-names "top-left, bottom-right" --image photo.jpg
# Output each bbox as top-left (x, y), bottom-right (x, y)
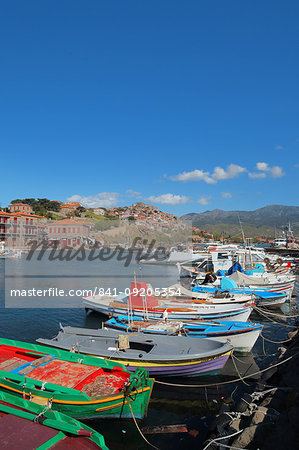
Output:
top-left (248, 172), bottom-right (267, 179)
top-left (126, 189), bottom-right (142, 197)
top-left (146, 194), bottom-right (190, 205)
top-left (256, 162), bottom-right (269, 171)
top-left (197, 196), bottom-right (211, 205)
top-left (211, 164), bottom-right (246, 181)
top-left (275, 145), bottom-right (284, 150)
top-left (221, 192), bottom-right (232, 198)
top-left (270, 166), bottom-right (284, 178)
top-left (66, 193), bottom-right (120, 208)
top-left (253, 162), bottom-right (285, 178)
top-left (170, 169), bottom-right (215, 184)
top-left (170, 164), bottom-right (246, 184)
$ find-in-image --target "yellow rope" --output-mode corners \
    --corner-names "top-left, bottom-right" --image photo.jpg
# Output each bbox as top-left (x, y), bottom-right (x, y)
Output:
top-left (261, 334), bottom-right (293, 344)
top-left (128, 401), bottom-right (160, 450)
top-left (253, 306), bottom-right (298, 328)
top-left (254, 305), bottom-right (299, 319)
top-left (230, 353), bottom-right (250, 386)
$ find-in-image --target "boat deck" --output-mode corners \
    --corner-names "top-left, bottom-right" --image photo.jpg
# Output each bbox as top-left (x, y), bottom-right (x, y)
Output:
top-left (0, 406), bottom-right (100, 449)
top-left (0, 345), bottom-right (128, 396)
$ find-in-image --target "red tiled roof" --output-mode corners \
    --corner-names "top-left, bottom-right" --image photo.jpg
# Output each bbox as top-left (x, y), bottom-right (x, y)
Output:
top-left (8, 203), bottom-right (32, 207)
top-left (13, 212), bottom-right (45, 218)
top-left (0, 211), bottom-right (45, 219)
top-left (61, 202), bottom-right (81, 207)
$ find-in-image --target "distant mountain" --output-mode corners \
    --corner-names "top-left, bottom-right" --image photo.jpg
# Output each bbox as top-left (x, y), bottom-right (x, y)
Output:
top-left (181, 205), bottom-right (299, 238)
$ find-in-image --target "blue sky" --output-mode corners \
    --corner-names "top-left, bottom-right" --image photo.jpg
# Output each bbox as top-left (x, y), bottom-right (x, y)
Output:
top-left (1, 1), bottom-right (298, 216)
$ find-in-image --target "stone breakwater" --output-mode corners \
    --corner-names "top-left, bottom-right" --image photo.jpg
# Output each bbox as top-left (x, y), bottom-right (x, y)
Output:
top-left (204, 326), bottom-right (299, 449)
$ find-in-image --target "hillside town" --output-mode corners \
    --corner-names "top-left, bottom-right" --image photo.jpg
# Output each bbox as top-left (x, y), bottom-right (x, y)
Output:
top-left (0, 199), bottom-right (195, 250)
top-left (1, 199), bottom-right (298, 251)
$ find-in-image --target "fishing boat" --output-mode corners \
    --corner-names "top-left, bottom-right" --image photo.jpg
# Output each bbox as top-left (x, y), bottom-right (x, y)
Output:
top-left (0, 338), bottom-right (154, 420)
top-left (37, 326), bottom-right (233, 377)
top-left (105, 315), bottom-right (263, 353)
top-left (179, 246), bottom-right (293, 279)
top-left (218, 271), bottom-right (296, 300)
top-left (153, 282), bottom-right (254, 305)
top-left (193, 285), bottom-right (288, 308)
top-left (139, 247), bottom-right (206, 265)
top-left (83, 281), bottom-right (253, 322)
top-left (0, 391), bottom-right (108, 449)
top-left (0, 242), bottom-right (22, 259)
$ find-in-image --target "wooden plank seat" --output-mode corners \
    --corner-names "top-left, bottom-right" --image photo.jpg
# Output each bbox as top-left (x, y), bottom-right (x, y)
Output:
top-left (18, 355), bottom-right (55, 375)
top-left (0, 358), bottom-right (28, 372)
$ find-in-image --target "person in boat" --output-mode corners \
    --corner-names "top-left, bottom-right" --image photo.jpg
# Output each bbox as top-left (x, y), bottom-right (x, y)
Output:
top-left (162, 308), bottom-right (168, 322)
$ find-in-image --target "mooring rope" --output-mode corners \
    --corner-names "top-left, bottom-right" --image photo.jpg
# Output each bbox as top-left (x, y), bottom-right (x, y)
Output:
top-left (254, 305), bottom-right (299, 319)
top-left (230, 353), bottom-right (250, 386)
top-left (208, 443), bottom-right (248, 450)
top-left (261, 334), bottom-right (293, 344)
top-left (202, 428), bottom-right (245, 450)
top-left (33, 404), bottom-right (50, 423)
top-left (155, 351), bottom-right (299, 388)
top-left (253, 306), bottom-right (298, 328)
top-left (128, 401), bottom-right (160, 450)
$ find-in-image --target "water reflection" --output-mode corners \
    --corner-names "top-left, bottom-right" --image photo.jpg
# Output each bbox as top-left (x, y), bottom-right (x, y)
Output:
top-left (0, 257), bottom-right (298, 449)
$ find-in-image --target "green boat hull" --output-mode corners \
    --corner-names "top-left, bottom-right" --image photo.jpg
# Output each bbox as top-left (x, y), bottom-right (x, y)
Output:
top-left (0, 338), bottom-right (154, 420)
top-left (0, 391), bottom-right (109, 449)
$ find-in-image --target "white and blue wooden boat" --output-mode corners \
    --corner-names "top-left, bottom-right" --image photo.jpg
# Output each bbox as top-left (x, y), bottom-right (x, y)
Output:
top-left (83, 281), bottom-right (253, 322)
top-left (208, 272), bottom-right (296, 300)
top-left (105, 315), bottom-right (263, 353)
top-left (193, 284), bottom-right (288, 308)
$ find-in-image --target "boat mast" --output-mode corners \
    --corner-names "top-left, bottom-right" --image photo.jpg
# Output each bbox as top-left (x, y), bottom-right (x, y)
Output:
top-left (238, 214), bottom-right (248, 267)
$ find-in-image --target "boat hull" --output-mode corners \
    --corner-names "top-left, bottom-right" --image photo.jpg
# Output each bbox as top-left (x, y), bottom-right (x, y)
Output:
top-left (83, 298), bottom-right (253, 322)
top-left (193, 286), bottom-right (288, 308)
top-left (108, 352), bottom-right (231, 377)
top-left (106, 319), bottom-right (262, 353)
top-left (0, 391), bottom-right (108, 449)
top-left (0, 338), bottom-right (154, 420)
top-left (37, 327), bottom-right (233, 378)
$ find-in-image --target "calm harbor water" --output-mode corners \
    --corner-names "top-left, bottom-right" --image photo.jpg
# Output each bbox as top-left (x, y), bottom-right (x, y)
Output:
top-left (0, 253), bottom-right (298, 449)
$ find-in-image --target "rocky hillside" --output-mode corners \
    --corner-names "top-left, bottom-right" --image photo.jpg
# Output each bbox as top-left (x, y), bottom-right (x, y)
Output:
top-left (181, 205), bottom-right (299, 238)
